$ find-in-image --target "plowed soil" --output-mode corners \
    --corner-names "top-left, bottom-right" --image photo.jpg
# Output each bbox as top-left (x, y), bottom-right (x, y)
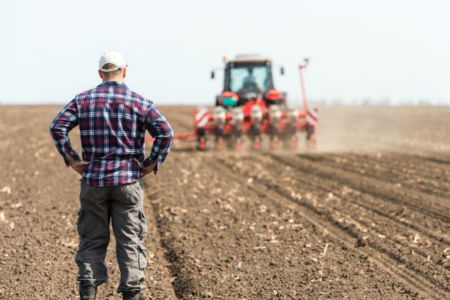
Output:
top-left (0, 105), bottom-right (449, 299)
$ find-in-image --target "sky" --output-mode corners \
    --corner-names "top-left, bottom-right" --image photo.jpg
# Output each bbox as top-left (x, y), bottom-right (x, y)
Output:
top-left (2, 0), bottom-right (449, 106)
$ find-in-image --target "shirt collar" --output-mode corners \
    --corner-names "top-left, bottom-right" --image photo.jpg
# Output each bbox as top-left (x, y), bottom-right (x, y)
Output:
top-left (99, 80), bottom-right (128, 88)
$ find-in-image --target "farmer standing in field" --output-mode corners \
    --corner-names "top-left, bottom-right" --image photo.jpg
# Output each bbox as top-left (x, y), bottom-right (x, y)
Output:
top-left (50, 51), bottom-right (173, 300)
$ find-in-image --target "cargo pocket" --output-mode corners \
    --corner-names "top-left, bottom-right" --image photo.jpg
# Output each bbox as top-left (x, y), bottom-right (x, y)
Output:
top-left (77, 208), bottom-right (86, 236)
top-left (80, 181), bottom-right (95, 202)
top-left (137, 245), bottom-right (147, 270)
top-left (138, 211), bottom-right (148, 239)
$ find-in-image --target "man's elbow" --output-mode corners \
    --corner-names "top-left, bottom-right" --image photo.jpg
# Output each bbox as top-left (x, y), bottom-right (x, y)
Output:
top-left (49, 121), bottom-right (63, 139)
top-left (161, 127), bottom-right (174, 141)
top-left (168, 129), bottom-right (174, 141)
top-left (49, 122), bottom-right (56, 137)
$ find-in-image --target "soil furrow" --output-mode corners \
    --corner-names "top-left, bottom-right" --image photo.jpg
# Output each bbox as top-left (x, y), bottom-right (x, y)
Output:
top-left (276, 154), bottom-right (450, 223)
top-left (140, 198), bottom-right (179, 300)
top-left (216, 155), bottom-right (449, 299)
top-left (264, 153), bottom-right (450, 266)
top-left (254, 154), bottom-right (450, 246)
top-left (209, 158), bottom-right (422, 298)
top-left (146, 151), bottom-right (420, 299)
top-left (247, 153), bottom-right (450, 254)
top-left (241, 153), bottom-right (450, 246)
top-left (147, 194), bottom-right (200, 299)
top-left (332, 152), bottom-right (449, 178)
top-left (413, 154), bottom-right (450, 166)
top-left (312, 153), bottom-right (450, 198)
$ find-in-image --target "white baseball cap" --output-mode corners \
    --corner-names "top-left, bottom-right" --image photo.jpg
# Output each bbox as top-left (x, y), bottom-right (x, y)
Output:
top-left (99, 51), bottom-right (127, 72)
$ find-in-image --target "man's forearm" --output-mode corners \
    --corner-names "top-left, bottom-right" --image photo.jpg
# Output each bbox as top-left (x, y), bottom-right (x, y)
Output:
top-left (144, 105), bottom-right (174, 174)
top-left (142, 136), bottom-right (173, 174)
top-left (50, 99), bottom-right (80, 166)
top-left (50, 122), bottom-right (80, 166)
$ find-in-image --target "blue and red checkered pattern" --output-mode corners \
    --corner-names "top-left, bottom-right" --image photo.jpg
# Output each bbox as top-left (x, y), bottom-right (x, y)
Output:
top-left (50, 81), bottom-right (173, 187)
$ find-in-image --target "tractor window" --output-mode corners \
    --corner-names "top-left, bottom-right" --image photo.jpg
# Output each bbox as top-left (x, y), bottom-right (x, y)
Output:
top-left (229, 66), bottom-right (272, 93)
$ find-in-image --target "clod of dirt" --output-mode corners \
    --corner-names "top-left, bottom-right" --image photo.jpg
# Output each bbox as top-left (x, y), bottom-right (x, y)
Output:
top-left (355, 238), bottom-right (367, 248)
top-left (201, 291), bottom-right (214, 298)
top-left (235, 261), bottom-right (242, 269)
top-left (1, 186), bottom-right (11, 194)
top-left (259, 205), bottom-right (267, 213)
top-left (0, 211), bottom-right (6, 222)
top-left (321, 243), bottom-right (329, 257)
top-left (253, 246), bottom-right (266, 251)
top-left (413, 233), bottom-right (420, 243)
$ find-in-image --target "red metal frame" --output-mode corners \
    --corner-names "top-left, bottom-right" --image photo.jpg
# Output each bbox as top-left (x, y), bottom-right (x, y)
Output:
top-left (198, 112), bottom-right (309, 135)
top-left (299, 63), bottom-right (308, 111)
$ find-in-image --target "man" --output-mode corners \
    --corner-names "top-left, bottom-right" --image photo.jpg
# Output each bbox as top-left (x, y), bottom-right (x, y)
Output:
top-left (50, 51), bottom-right (173, 300)
top-left (243, 67), bottom-right (256, 86)
top-left (242, 67), bottom-right (262, 93)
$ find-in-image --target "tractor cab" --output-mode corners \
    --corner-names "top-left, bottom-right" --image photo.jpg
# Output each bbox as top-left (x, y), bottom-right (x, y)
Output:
top-left (213, 55), bottom-right (286, 108)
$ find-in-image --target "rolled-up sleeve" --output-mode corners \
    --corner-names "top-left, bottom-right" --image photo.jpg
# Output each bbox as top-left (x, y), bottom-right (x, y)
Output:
top-left (142, 104), bottom-right (174, 174)
top-left (49, 99), bottom-right (81, 167)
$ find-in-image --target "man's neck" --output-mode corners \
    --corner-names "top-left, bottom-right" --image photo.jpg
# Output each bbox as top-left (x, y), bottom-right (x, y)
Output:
top-left (103, 78), bottom-right (124, 83)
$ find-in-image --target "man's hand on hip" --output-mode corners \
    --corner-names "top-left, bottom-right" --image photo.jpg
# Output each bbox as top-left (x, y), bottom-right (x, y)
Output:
top-left (65, 153), bottom-right (89, 176)
top-left (134, 158), bottom-right (157, 178)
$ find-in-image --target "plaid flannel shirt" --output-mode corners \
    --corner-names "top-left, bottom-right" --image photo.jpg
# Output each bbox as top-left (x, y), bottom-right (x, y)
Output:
top-left (50, 81), bottom-right (173, 187)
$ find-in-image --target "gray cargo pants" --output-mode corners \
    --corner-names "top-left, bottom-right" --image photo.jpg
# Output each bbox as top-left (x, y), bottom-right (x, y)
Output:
top-left (75, 180), bottom-right (148, 293)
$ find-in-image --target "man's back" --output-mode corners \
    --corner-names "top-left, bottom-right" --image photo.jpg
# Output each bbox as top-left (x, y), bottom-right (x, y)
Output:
top-left (50, 80), bottom-right (173, 187)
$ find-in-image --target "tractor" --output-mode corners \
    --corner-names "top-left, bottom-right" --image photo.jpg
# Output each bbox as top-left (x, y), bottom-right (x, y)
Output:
top-left (192, 55), bottom-right (317, 150)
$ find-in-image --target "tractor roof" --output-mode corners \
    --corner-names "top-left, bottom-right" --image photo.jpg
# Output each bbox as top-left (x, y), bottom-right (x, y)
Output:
top-left (228, 54), bottom-right (271, 66)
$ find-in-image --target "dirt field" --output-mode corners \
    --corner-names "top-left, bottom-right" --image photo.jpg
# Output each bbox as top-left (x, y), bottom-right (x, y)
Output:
top-left (0, 105), bottom-right (449, 299)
